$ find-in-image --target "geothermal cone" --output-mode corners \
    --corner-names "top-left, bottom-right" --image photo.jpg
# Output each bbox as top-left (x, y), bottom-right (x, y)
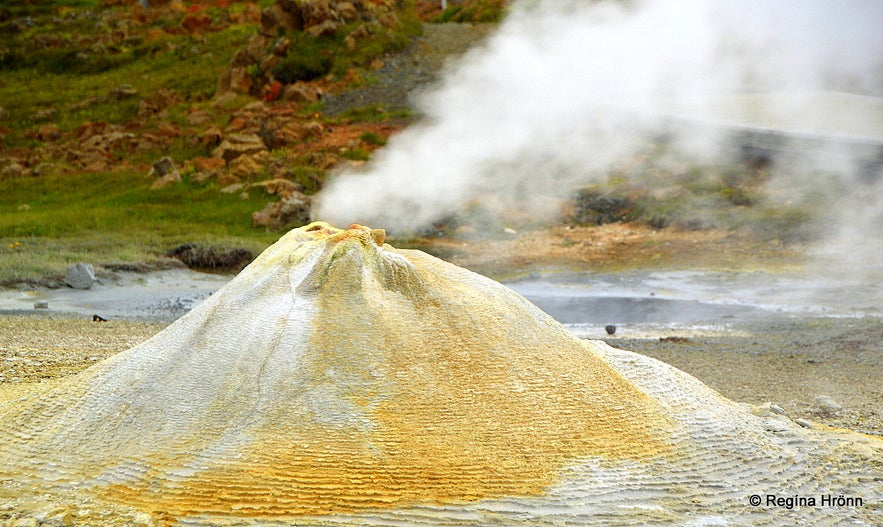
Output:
top-left (0, 222), bottom-right (880, 526)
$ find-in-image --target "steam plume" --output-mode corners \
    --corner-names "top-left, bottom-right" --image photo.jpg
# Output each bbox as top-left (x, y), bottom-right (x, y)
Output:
top-left (316, 0), bottom-right (883, 257)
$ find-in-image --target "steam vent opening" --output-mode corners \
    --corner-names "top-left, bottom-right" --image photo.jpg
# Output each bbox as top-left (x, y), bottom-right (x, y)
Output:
top-left (0, 222), bottom-right (880, 526)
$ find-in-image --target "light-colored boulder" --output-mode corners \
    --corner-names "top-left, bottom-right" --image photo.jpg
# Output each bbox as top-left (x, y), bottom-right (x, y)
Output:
top-left (63, 262), bottom-right (95, 289)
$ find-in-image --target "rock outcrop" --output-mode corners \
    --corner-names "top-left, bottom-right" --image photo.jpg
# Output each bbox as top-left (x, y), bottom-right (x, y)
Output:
top-left (0, 223), bottom-right (879, 526)
top-left (218, 0), bottom-right (404, 98)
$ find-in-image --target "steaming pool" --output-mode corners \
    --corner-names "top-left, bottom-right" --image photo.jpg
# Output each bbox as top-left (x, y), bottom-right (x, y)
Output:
top-left (507, 269), bottom-right (882, 336)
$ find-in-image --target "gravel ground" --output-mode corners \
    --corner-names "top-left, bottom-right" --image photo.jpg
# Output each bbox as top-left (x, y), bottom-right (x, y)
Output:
top-left (1, 310), bottom-right (879, 436)
top-left (0, 313), bottom-right (164, 386)
top-left (604, 316), bottom-right (883, 437)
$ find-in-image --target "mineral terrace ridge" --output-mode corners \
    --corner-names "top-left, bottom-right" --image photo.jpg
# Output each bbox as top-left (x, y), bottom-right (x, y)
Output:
top-left (0, 223), bottom-right (880, 526)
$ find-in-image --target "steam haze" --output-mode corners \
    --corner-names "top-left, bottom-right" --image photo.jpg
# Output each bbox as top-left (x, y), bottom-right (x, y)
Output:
top-left (316, 0), bottom-right (883, 279)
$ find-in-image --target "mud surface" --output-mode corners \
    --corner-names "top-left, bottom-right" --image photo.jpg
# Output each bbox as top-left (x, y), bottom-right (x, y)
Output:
top-left (0, 269), bottom-right (229, 323)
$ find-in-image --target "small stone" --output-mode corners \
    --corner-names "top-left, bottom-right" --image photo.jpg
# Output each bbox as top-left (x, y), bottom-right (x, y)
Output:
top-left (148, 157), bottom-right (182, 189)
top-left (65, 262), bottom-right (96, 289)
top-left (32, 108), bottom-right (56, 122)
top-left (762, 418), bottom-right (789, 432)
top-left (281, 82), bottom-right (322, 104)
top-left (34, 506), bottom-right (73, 526)
top-left (37, 124), bottom-right (62, 141)
top-left (34, 301), bottom-right (49, 310)
top-left (794, 418), bottom-right (813, 429)
top-left (131, 512), bottom-right (155, 527)
top-left (220, 183), bottom-right (246, 194)
top-left (814, 395), bottom-right (842, 415)
top-left (149, 156), bottom-right (179, 178)
top-left (605, 324), bottom-right (616, 335)
top-left (751, 402), bottom-right (787, 417)
top-left (769, 404), bottom-right (786, 415)
top-left (108, 84), bottom-right (138, 101)
top-left (229, 154), bottom-right (264, 178)
top-left (2, 162), bottom-right (26, 178)
top-left (212, 134), bottom-right (268, 163)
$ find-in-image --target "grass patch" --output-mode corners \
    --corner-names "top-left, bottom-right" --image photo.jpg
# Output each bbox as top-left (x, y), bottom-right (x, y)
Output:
top-left (337, 103), bottom-right (414, 122)
top-left (0, 22), bottom-right (256, 146)
top-left (0, 170), bottom-right (278, 283)
top-left (435, 0), bottom-right (508, 23)
top-left (359, 131), bottom-right (387, 146)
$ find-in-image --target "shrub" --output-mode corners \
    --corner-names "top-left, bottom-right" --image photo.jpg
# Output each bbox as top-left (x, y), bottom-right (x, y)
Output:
top-left (359, 131), bottom-right (387, 146)
top-left (272, 36), bottom-right (332, 83)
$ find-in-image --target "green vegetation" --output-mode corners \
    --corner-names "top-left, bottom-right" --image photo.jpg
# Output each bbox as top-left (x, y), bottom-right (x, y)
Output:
top-left (337, 103), bottom-right (413, 122)
top-left (272, 8), bottom-right (422, 83)
top-left (0, 4), bottom-right (279, 284)
top-left (435, 0), bottom-right (508, 23)
top-left (272, 36), bottom-right (333, 83)
top-left (358, 131), bottom-right (387, 146)
top-left (0, 1), bottom-right (428, 285)
top-left (0, 170), bottom-right (278, 283)
top-left (1, 23), bottom-right (256, 145)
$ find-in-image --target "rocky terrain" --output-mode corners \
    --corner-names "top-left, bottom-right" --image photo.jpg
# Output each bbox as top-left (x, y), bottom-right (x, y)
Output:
top-left (0, 1), bottom-right (506, 236)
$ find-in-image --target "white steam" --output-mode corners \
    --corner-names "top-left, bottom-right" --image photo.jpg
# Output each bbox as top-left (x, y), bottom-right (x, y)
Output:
top-left (316, 0), bottom-right (883, 266)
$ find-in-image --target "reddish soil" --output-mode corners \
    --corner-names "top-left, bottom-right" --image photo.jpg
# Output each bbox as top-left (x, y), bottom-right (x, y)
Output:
top-left (407, 223), bottom-right (803, 278)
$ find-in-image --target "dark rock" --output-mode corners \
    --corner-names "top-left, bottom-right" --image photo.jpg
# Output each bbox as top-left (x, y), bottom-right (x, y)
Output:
top-left (167, 244), bottom-right (254, 272)
top-left (605, 324), bottom-right (617, 335)
top-left (567, 188), bottom-right (635, 226)
top-left (149, 157), bottom-right (182, 189)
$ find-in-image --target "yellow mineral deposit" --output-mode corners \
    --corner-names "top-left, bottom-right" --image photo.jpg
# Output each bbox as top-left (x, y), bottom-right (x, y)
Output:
top-left (0, 222), bottom-right (880, 526)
